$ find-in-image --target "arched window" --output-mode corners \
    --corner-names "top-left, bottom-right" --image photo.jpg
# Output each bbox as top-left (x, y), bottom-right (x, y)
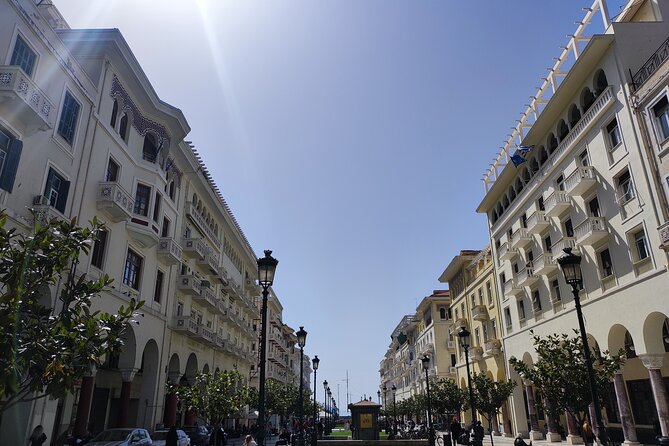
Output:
top-left (439, 308), bottom-right (446, 319)
top-left (594, 70), bottom-right (608, 95)
top-left (142, 133), bottom-right (158, 162)
top-left (529, 158), bottom-right (539, 175)
top-left (624, 331), bottom-right (636, 358)
top-left (581, 87), bottom-right (595, 112)
top-left (110, 99), bottom-right (119, 128)
top-left (539, 149), bottom-right (548, 165)
top-left (557, 120), bottom-right (569, 142)
top-left (523, 168), bottom-right (532, 184)
top-left (509, 186), bottom-right (516, 202)
top-left (515, 177), bottom-right (524, 193)
top-left (568, 104), bottom-right (581, 128)
top-left (192, 193), bottom-right (197, 204)
top-left (119, 113), bottom-right (129, 142)
top-left (491, 210), bottom-right (498, 223)
top-left (547, 134), bottom-right (558, 154)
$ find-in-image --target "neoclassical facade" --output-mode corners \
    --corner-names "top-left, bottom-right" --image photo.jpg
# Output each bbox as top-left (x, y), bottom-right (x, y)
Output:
top-left (0, 1), bottom-right (305, 444)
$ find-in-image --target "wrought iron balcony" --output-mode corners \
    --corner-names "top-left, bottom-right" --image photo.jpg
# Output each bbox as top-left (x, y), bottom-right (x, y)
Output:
top-left (565, 166), bottom-right (597, 196)
top-left (527, 210), bottom-right (550, 234)
top-left (544, 191), bottom-right (571, 217)
top-left (97, 182), bottom-right (134, 222)
top-left (185, 202), bottom-right (222, 251)
top-left (157, 237), bottom-right (182, 266)
top-left (575, 217), bottom-right (608, 245)
top-left (632, 36), bottom-right (669, 89)
top-left (471, 304), bottom-right (489, 322)
top-left (0, 66), bottom-right (55, 132)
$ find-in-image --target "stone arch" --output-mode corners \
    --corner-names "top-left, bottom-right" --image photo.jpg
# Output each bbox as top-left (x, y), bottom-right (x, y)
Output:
top-left (568, 104), bottom-right (581, 128)
top-left (118, 326), bottom-right (138, 370)
top-left (607, 323), bottom-right (630, 354)
top-left (547, 133), bottom-right (558, 154)
top-left (557, 119), bottom-right (569, 142)
top-left (509, 185), bottom-right (517, 202)
top-left (594, 69), bottom-right (608, 95)
top-left (142, 132), bottom-right (158, 163)
top-left (136, 339), bottom-right (160, 428)
top-left (168, 353), bottom-right (181, 382)
top-left (185, 353), bottom-right (199, 384)
top-left (192, 193), bottom-right (197, 205)
top-left (529, 158), bottom-right (539, 175)
top-left (581, 87), bottom-right (595, 112)
top-left (203, 364), bottom-right (210, 374)
top-left (642, 311), bottom-right (669, 354)
top-left (538, 147), bottom-right (548, 165)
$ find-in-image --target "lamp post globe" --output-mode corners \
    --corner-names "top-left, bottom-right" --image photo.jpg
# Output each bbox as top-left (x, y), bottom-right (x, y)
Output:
top-left (558, 248), bottom-right (608, 446)
top-left (457, 326), bottom-right (476, 423)
top-left (256, 250), bottom-right (278, 446)
top-left (312, 356), bottom-right (319, 446)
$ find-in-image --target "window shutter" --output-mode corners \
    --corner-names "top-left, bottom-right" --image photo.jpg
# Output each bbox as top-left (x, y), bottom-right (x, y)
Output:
top-left (0, 139), bottom-right (22, 192)
top-left (56, 178), bottom-right (70, 213)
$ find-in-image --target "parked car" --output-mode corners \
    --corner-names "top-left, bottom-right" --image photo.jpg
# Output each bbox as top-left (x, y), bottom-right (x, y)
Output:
top-left (179, 426), bottom-right (210, 446)
top-left (87, 428), bottom-right (152, 446)
top-left (151, 429), bottom-right (190, 446)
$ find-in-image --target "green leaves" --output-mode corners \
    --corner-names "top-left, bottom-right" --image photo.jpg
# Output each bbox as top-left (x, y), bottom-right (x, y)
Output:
top-left (430, 377), bottom-right (467, 418)
top-left (0, 213), bottom-right (141, 415)
top-left (470, 373), bottom-right (516, 426)
top-left (177, 370), bottom-right (249, 424)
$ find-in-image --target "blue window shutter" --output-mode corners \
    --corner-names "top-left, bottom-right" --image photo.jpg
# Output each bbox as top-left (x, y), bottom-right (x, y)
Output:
top-left (56, 178), bottom-right (69, 213)
top-left (0, 139), bottom-right (22, 192)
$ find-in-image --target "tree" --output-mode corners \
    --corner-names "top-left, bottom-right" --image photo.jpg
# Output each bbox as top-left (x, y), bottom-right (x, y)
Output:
top-left (509, 331), bottom-right (624, 431)
top-left (177, 370), bottom-right (249, 425)
top-left (0, 214), bottom-right (141, 421)
top-left (247, 380), bottom-right (312, 427)
top-left (430, 378), bottom-right (466, 423)
top-left (470, 373), bottom-right (516, 446)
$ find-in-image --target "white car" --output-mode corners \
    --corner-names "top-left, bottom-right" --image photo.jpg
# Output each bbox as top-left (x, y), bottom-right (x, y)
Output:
top-left (152, 429), bottom-right (191, 446)
top-left (86, 428), bottom-right (153, 446)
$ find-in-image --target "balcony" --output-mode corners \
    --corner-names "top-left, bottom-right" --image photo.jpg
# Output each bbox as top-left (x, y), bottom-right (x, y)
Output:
top-left (503, 278), bottom-right (523, 298)
top-left (32, 195), bottom-right (61, 225)
top-left (471, 304), bottom-right (489, 322)
top-left (454, 317), bottom-right (469, 332)
top-left (544, 191), bottom-right (571, 217)
top-left (470, 346), bottom-right (484, 361)
top-left (633, 36), bottom-right (669, 89)
top-left (177, 274), bottom-right (201, 296)
top-left (516, 265), bottom-right (539, 287)
top-left (97, 182), bottom-right (134, 222)
top-left (484, 339), bottom-right (502, 357)
top-left (533, 252), bottom-right (558, 275)
top-left (157, 237), bottom-right (182, 266)
top-left (215, 334), bottom-right (226, 350)
top-left (551, 237), bottom-right (576, 257)
top-left (217, 301), bottom-right (230, 318)
top-left (565, 166), bottom-right (597, 196)
top-left (173, 316), bottom-right (199, 337)
top-left (214, 265), bottom-right (229, 284)
top-left (0, 66), bottom-right (55, 132)
top-left (126, 216), bottom-right (160, 247)
top-left (194, 286), bottom-right (218, 311)
top-left (498, 242), bottom-right (518, 262)
top-left (200, 326), bottom-right (216, 345)
top-left (510, 228), bottom-right (533, 250)
top-left (659, 221), bottom-right (669, 252)
top-left (527, 211), bottom-right (550, 234)
top-left (183, 237), bottom-right (207, 260)
top-left (575, 217), bottom-right (608, 245)
top-left (185, 202), bottom-right (222, 251)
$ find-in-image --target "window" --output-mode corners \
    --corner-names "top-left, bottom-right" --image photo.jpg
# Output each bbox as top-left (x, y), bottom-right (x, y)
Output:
top-left (653, 96), bottom-right (669, 141)
top-left (57, 91), bottom-right (81, 145)
top-left (518, 300), bottom-right (526, 320)
top-left (123, 248), bottom-right (143, 290)
top-left (166, 180), bottom-right (176, 201)
top-left (482, 324), bottom-right (489, 342)
top-left (10, 35), bottom-right (36, 77)
top-left (44, 168), bottom-right (69, 213)
top-left (551, 279), bottom-right (561, 302)
top-left (556, 175), bottom-right (565, 191)
top-left (500, 272), bottom-right (506, 285)
top-left (0, 128), bottom-right (22, 193)
top-left (617, 170), bottom-right (635, 204)
top-left (478, 288), bottom-right (483, 305)
top-left (504, 307), bottom-right (512, 329)
top-left (579, 149), bottom-right (591, 166)
top-left (544, 235), bottom-right (552, 252)
top-left (606, 118), bottom-right (622, 149)
top-left (154, 270), bottom-right (164, 303)
top-left (537, 196), bottom-right (545, 211)
top-left (106, 158), bottom-right (119, 182)
top-left (474, 328), bottom-right (481, 346)
top-left (526, 249), bottom-right (534, 264)
top-left (110, 100), bottom-right (119, 128)
top-left (91, 229), bottom-right (108, 269)
top-left (143, 133), bottom-right (158, 162)
top-left (632, 229), bottom-right (649, 261)
top-left (490, 318), bottom-right (497, 338)
top-left (133, 183), bottom-right (151, 216)
top-left (486, 281), bottom-right (493, 305)
top-left (564, 218), bottom-right (574, 237)
top-left (119, 113), bottom-right (129, 142)
top-left (532, 289), bottom-right (542, 313)
top-left (599, 248), bottom-right (614, 278)
top-left (588, 196), bottom-right (601, 217)
top-left (161, 217), bottom-right (170, 238)
top-left (521, 213), bottom-right (527, 228)
top-left (152, 192), bottom-right (162, 223)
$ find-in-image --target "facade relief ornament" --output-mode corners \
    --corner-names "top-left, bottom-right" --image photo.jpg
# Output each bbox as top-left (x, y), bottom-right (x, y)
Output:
top-left (639, 353), bottom-right (664, 370)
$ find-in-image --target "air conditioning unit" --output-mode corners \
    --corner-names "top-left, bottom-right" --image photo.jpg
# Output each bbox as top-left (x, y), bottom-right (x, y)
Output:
top-left (449, 366), bottom-right (457, 374)
top-left (33, 195), bottom-right (50, 206)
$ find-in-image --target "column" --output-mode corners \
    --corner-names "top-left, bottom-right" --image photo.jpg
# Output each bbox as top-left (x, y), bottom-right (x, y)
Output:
top-left (74, 366), bottom-right (97, 439)
top-left (501, 402), bottom-right (513, 437)
top-left (524, 380), bottom-right (542, 440)
top-left (116, 369), bottom-right (136, 428)
top-left (612, 371), bottom-right (638, 445)
top-left (164, 372), bottom-right (180, 428)
top-left (640, 354), bottom-right (669, 436)
top-left (492, 413), bottom-right (500, 436)
top-left (544, 399), bottom-right (560, 442)
top-left (566, 411), bottom-right (583, 445)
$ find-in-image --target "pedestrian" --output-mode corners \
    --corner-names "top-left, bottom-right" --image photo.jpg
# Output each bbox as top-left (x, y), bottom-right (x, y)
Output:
top-left (243, 434), bottom-right (258, 446)
top-left (472, 421), bottom-right (484, 446)
top-left (165, 426), bottom-right (179, 446)
top-left (450, 418), bottom-right (462, 446)
top-left (28, 425), bottom-right (47, 446)
top-left (210, 422), bottom-right (227, 446)
top-left (513, 434), bottom-right (532, 446)
top-left (55, 426), bottom-right (74, 446)
top-left (582, 421), bottom-right (594, 446)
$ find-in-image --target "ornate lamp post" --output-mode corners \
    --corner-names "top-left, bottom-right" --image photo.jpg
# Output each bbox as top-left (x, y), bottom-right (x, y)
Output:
top-left (382, 385), bottom-right (388, 434)
top-left (458, 326), bottom-right (476, 423)
top-left (323, 380), bottom-right (328, 436)
top-left (312, 356), bottom-right (319, 446)
top-left (391, 384), bottom-right (398, 437)
top-left (558, 248), bottom-right (608, 446)
top-left (422, 355), bottom-right (435, 446)
top-left (297, 326), bottom-right (308, 446)
top-left (327, 387), bottom-right (332, 434)
top-left (256, 250), bottom-right (278, 446)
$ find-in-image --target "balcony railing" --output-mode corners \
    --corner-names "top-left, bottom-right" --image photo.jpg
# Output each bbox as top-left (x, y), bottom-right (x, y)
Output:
top-left (178, 274), bottom-right (201, 295)
top-left (157, 237), bottom-right (182, 266)
top-left (551, 237), bottom-right (576, 257)
top-left (498, 241), bottom-right (518, 262)
top-left (471, 304), bottom-right (489, 322)
top-left (185, 202), bottom-right (222, 251)
top-left (454, 318), bottom-right (468, 331)
top-left (510, 228), bottom-right (532, 250)
top-left (183, 237), bottom-right (208, 260)
top-left (632, 36), bottom-right (669, 89)
top-left (194, 286), bottom-right (218, 311)
top-left (533, 252), bottom-right (558, 275)
top-left (200, 326), bottom-right (216, 345)
top-left (173, 316), bottom-right (199, 337)
top-left (527, 210), bottom-right (550, 234)
top-left (97, 182), bottom-right (134, 222)
top-left (659, 221), bottom-right (669, 252)
top-left (574, 216), bottom-right (608, 245)
top-left (565, 166), bottom-right (597, 196)
top-left (0, 66), bottom-right (55, 131)
top-left (544, 191), bottom-right (571, 217)
top-left (516, 265), bottom-right (539, 287)
top-left (503, 279), bottom-right (523, 298)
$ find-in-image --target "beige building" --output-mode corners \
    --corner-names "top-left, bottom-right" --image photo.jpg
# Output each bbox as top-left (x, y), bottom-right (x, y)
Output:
top-left (477, 0), bottom-right (669, 443)
top-left (439, 247), bottom-right (510, 434)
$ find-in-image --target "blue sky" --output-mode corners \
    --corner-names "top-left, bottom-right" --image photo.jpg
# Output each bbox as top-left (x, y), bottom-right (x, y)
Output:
top-left (55, 0), bottom-right (628, 410)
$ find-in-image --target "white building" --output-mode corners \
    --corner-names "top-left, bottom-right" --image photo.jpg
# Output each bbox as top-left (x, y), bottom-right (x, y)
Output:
top-left (477, 1), bottom-right (669, 443)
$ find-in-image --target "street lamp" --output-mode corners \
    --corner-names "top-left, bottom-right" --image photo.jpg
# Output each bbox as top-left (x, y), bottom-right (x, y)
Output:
top-left (323, 381), bottom-right (328, 435)
top-left (256, 250), bottom-right (278, 446)
top-left (458, 326), bottom-right (476, 424)
top-left (422, 355), bottom-right (435, 446)
top-left (312, 356), bottom-right (319, 446)
top-left (382, 385), bottom-right (388, 434)
top-left (327, 387), bottom-right (332, 434)
top-left (377, 390), bottom-right (381, 404)
top-left (558, 248), bottom-right (608, 446)
top-left (297, 326), bottom-right (308, 446)
top-left (391, 384), bottom-right (397, 437)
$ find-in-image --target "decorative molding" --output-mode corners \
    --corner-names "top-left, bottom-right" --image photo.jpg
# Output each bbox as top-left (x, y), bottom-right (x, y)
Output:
top-left (639, 353), bottom-right (664, 370)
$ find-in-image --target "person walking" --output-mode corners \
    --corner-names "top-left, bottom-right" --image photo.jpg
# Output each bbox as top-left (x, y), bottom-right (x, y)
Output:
top-left (243, 434), bottom-right (258, 446)
top-left (28, 425), bottom-right (47, 446)
top-left (166, 426), bottom-right (179, 446)
top-left (450, 418), bottom-right (462, 446)
top-left (582, 421), bottom-right (594, 446)
top-left (472, 421), bottom-right (484, 446)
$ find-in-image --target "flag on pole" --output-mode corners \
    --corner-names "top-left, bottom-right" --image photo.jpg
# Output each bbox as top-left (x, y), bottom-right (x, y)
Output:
top-left (510, 145), bottom-right (535, 167)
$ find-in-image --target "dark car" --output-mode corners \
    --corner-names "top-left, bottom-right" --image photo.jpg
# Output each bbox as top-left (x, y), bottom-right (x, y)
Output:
top-left (180, 426), bottom-right (210, 446)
